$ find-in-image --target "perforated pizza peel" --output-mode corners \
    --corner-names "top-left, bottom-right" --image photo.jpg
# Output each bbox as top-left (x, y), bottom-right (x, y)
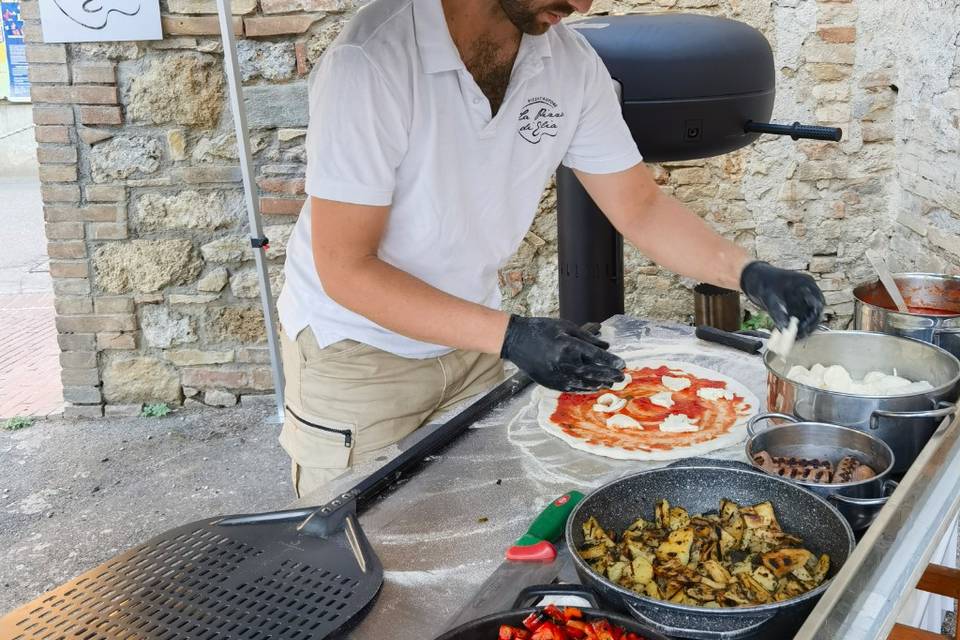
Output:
top-left (0, 366), bottom-right (547, 640)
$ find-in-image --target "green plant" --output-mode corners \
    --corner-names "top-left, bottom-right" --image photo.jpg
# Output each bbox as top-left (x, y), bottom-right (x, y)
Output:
top-left (741, 311), bottom-right (774, 331)
top-left (141, 403), bottom-right (171, 418)
top-left (2, 416), bottom-right (34, 430)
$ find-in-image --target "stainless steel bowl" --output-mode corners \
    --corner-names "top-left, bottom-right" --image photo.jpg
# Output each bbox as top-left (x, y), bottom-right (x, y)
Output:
top-left (765, 331), bottom-right (960, 473)
top-left (854, 273), bottom-right (960, 361)
top-left (745, 412), bottom-right (897, 531)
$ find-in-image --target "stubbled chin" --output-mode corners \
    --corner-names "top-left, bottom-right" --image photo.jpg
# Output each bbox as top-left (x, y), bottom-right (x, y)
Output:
top-left (525, 21), bottom-right (551, 35)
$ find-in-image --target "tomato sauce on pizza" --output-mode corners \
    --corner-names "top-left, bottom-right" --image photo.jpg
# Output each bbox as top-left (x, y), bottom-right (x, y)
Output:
top-left (549, 365), bottom-right (752, 453)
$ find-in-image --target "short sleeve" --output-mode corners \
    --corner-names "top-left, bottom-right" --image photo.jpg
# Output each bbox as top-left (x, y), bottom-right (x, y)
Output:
top-left (562, 46), bottom-right (643, 174)
top-left (304, 45), bottom-right (409, 206)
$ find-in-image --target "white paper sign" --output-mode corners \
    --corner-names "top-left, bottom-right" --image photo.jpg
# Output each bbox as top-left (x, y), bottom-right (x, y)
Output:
top-left (39, 0), bottom-right (162, 43)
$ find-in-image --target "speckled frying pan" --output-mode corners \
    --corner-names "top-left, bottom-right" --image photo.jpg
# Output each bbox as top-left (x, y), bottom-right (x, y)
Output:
top-left (565, 460), bottom-right (856, 640)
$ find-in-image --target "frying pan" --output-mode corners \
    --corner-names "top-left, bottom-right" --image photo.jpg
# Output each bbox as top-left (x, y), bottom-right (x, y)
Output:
top-left (566, 461), bottom-right (856, 640)
top-left (435, 585), bottom-right (671, 640)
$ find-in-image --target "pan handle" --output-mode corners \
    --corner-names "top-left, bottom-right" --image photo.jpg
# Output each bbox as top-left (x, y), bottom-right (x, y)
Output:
top-left (746, 412), bottom-right (799, 437)
top-left (623, 600), bottom-right (775, 640)
top-left (869, 401), bottom-right (956, 430)
top-left (695, 326), bottom-right (763, 355)
top-left (512, 584), bottom-right (599, 609)
top-left (829, 479), bottom-right (899, 507)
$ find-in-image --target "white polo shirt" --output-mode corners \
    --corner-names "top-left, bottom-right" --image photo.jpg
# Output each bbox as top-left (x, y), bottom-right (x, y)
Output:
top-left (277, 0), bottom-right (642, 359)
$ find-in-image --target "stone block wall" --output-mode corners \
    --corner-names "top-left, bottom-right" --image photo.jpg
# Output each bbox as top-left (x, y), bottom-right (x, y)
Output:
top-left (874, 2), bottom-right (960, 275)
top-left (18, 0), bottom-right (958, 416)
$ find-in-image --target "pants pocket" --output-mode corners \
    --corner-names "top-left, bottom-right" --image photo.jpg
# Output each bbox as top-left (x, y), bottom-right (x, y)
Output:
top-left (279, 408), bottom-right (355, 472)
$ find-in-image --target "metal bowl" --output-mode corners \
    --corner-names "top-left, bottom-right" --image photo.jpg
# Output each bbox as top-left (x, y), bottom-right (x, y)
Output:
top-left (765, 331), bottom-right (960, 473)
top-left (566, 464), bottom-right (855, 640)
top-left (745, 412), bottom-right (897, 531)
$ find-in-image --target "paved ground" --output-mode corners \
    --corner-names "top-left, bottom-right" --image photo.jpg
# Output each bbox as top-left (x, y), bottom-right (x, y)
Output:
top-left (0, 293), bottom-right (62, 419)
top-left (0, 403), bottom-right (291, 615)
top-left (0, 177), bottom-right (63, 420)
top-left (0, 179), bottom-right (51, 296)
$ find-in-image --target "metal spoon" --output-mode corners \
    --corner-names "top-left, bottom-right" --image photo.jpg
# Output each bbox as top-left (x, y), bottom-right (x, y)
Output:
top-left (865, 249), bottom-right (909, 313)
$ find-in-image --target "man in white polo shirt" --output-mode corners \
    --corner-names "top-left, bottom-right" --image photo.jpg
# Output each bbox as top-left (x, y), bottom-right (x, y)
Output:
top-left (277, 0), bottom-right (825, 497)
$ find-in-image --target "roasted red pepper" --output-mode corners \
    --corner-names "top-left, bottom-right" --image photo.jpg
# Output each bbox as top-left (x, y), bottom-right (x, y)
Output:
top-left (494, 606), bottom-right (645, 640)
top-left (563, 607), bottom-right (583, 620)
top-left (523, 612), bottom-right (547, 632)
top-left (531, 621), bottom-right (563, 640)
top-left (543, 604), bottom-right (565, 620)
top-left (565, 620), bottom-right (591, 639)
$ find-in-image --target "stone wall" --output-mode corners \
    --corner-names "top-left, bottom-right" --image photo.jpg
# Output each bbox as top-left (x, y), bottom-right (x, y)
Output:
top-left (19, 0), bottom-right (957, 417)
top-left (877, 2), bottom-right (960, 275)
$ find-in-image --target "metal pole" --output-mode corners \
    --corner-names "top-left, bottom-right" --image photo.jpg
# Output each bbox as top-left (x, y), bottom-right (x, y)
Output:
top-left (215, 0), bottom-right (285, 423)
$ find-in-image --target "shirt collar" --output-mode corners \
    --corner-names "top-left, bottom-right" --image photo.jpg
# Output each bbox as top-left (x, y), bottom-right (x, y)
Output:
top-left (523, 30), bottom-right (552, 62)
top-left (414, 0), bottom-right (555, 74)
top-left (413, 0), bottom-right (464, 74)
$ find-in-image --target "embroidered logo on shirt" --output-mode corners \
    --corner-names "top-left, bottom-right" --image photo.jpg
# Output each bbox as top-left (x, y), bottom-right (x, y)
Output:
top-left (518, 97), bottom-right (564, 144)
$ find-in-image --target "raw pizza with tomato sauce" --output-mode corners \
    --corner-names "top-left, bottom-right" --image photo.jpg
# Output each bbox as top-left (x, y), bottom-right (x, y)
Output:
top-left (537, 360), bottom-right (758, 460)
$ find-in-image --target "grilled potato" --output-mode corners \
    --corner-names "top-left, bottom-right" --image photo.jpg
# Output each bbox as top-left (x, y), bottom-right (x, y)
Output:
top-left (583, 516), bottom-right (615, 546)
top-left (719, 527), bottom-right (737, 560)
top-left (657, 527), bottom-right (695, 565)
top-left (752, 565), bottom-right (778, 592)
top-left (739, 574), bottom-right (773, 604)
top-left (656, 499), bottom-right (671, 529)
top-left (632, 554), bottom-right (654, 585)
top-left (669, 507), bottom-right (691, 531)
top-left (607, 560), bottom-right (629, 584)
top-left (581, 498), bottom-right (829, 609)
top-left (762, 548), bottom-right (813, 578)
top-left (741, 501), bottom-right (781, 530)
top-left (645, 581), bottom-right (662, 599)
top-left (701, 560), bottom-right (732, 585)
top-left (812, 554), bottom-right (830, 584)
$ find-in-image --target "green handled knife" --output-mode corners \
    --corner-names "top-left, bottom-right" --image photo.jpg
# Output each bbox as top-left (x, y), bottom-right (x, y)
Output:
top-left (442, 490), bottom-right (584, 631)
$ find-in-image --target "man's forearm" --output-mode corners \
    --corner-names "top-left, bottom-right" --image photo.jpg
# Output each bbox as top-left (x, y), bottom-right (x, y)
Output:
top-left (321, 256), bottom-right (510, 354)
top-left (575, 165), bottom-right (752, 291)
top-left (618, 189), bottom-right (750, 291)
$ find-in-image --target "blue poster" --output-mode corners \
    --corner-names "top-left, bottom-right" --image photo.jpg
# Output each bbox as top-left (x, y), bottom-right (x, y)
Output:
top-left (1, 1), bottom-right (29, 101)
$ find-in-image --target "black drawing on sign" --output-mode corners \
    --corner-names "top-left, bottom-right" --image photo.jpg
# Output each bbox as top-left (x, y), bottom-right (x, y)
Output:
top-left (52, 0), bottom-right (141, 30)
top-left (517, 97), bottom-right (564, 145)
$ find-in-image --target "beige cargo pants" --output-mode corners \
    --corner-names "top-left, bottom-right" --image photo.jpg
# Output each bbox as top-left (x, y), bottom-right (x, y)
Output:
top-left (279, 328), bottom-right (505, 498)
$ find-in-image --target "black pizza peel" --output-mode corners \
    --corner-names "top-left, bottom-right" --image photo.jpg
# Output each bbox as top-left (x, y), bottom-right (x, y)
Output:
top-left (0, 370), bottom-right (535, 640)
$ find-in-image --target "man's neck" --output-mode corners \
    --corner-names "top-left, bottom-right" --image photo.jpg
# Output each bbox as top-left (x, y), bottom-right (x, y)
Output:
top-left (441, 0), bottom-right (520, 60)
top-left (441, 0), bottom-right (523, 115)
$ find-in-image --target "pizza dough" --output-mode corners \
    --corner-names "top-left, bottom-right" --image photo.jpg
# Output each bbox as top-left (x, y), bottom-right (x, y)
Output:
top-left (537, 360), bottom-right (759, 461)
top-left (786, 363), bottom-right (934, 395)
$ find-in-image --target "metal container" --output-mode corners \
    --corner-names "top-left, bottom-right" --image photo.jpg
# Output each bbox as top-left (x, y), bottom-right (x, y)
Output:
top-left (566, 464), bottom-right (856, 640)
top-left (853, 273), bottom-right (960, 361)
top-left (765, 331), bottom-right (960, 474)
top-left (694, 283), bottom-right (742, 332)
top-left (745, 413), bottom-right (897, 531)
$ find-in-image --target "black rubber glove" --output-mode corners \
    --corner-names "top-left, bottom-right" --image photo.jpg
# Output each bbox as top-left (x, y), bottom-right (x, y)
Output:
top-left (500, 315), bottom-right (626, 392)
top-left (740, 260), bottom-right (825, 339)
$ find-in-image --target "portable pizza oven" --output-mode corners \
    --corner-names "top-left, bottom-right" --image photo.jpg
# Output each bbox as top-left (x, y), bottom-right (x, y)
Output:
top-left (559, 13), bottom-right (842, 325)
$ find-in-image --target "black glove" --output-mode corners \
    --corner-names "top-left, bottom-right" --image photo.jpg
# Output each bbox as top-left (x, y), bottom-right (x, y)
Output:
top-left (500, 315), bottom-right (626, 392)
top-left (740, 260), bottom-right (825, 338)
